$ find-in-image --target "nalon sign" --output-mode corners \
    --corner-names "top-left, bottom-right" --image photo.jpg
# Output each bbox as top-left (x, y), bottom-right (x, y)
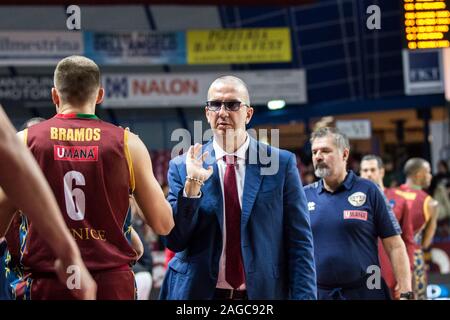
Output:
top-left (131, 78), bottom-right (199, 97)
top-left (101, 69), bottom-right (307, 108)
top-left (102, 74), bottom-right (212, 107)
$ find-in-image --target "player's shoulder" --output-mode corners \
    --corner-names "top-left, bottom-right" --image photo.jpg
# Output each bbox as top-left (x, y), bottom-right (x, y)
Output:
top-left (417, 188), bottom-right (430, 198)
top-left (385, 187), bottom-right (407, 203)
top-left (96, 119), bottom-right (125, 131)
top-left (393, 187), bottom-right (417, 202)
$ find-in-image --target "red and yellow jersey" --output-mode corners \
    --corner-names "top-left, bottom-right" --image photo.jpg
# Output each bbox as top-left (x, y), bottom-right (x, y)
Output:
top-left (383, 187), bottom-right (415, 262)
top-left (21, 113), bottom-right (137, 272)
top-left (396, 184), bottom-right (431, 235)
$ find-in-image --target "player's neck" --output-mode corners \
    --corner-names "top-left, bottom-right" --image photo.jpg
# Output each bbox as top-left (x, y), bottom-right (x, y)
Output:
top-left (405, 179), bottom-right (422, 190)
top-left (58, 104), bottom-right (95, 115)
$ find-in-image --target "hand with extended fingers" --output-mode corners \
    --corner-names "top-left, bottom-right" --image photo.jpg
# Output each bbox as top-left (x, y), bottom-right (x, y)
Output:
top-left (184, 143), bottom-right (213, 197)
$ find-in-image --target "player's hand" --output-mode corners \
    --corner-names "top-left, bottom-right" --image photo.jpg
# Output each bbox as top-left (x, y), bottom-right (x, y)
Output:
top-left (54, 256), bottom-right (97, 300)
top-left (394, 284), bottom-right (400, 300)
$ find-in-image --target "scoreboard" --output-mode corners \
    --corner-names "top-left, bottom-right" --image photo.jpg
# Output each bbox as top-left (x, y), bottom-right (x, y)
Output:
top-left (404, 0), bottom-right (450, 49)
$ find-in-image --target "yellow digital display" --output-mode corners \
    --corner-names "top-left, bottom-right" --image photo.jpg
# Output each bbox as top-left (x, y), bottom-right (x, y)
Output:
top-left (404, 0), bottom-right (450, 49)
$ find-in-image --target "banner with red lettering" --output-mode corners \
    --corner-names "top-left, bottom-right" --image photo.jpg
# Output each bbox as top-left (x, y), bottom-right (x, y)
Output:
top-left (0, 70), bottom-right (307, 108)
top-left (101, 69), bottom-right (307, 108)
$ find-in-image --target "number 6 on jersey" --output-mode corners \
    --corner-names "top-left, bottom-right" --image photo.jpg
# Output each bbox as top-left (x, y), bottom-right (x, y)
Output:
top-left (64, 170), bottom-right (86, 221)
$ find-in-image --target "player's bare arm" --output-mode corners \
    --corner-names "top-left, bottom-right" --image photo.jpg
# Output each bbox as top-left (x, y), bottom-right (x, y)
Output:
top-left (0, 187), bottom-right (16, 237)
top-left (0, 131), bottom-right (32, 235)
top-left (422, 199), bottom-right (439, 249)
top-left (382, 235), bottom-right (412, 296)
top-left (127, 131), bottom-right (174, 235)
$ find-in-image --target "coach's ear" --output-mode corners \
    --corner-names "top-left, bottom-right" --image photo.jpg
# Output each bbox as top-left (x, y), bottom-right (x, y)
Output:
top-left (96, 87), bottom-right (105, 105)
top-left (342, 148), bottom-right (350, 162)
top-left (51, 87), bottom-right (60, 110)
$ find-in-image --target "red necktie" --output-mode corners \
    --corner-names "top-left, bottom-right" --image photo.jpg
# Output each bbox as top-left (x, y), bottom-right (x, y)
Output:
top-left (223, 155), bottom-right (245, 289)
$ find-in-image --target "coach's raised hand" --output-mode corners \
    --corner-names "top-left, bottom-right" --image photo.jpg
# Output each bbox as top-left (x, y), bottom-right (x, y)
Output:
top-left (184, 143), bottom-right (213, 197)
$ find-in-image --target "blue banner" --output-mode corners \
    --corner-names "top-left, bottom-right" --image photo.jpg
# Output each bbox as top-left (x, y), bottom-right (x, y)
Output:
top-left (83, 31), bottom-right (186, 65)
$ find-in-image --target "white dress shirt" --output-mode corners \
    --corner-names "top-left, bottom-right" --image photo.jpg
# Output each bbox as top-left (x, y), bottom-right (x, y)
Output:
top-left (183, 136), bottom-right (250, 290)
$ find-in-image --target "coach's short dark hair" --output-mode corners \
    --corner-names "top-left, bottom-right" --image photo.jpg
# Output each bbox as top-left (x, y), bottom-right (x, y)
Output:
top-left (54, 55), bottom-right (100, 106)
top-left (361, 154), bottom-right (384, 169)
top-left (403, 157), bottom-right (428, 177)
top-left (310, 127), bottom-right (350, 152)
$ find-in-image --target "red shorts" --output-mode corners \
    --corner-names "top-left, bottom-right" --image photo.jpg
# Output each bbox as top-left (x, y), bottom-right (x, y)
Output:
top-left (26, 267), bottom-right (136, 300)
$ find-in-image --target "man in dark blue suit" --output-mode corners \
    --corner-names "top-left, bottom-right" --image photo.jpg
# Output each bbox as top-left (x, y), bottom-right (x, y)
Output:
top-left (160, 76), bottom-right (316, 300)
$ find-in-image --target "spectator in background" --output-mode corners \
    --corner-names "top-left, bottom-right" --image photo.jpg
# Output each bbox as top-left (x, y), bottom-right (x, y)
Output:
top-left (303, 171), bottom-right (316, 186)
top-left (438, 160), bottom-right (449, 175)
top-left (348, 153), bottom-right (361, 174)
top-left (383, 157), bottom-right (401, 188)
top-left (429, 160), bottom-right (450, 238)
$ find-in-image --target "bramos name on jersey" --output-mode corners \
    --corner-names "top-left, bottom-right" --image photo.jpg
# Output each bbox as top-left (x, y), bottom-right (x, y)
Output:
top-left (50, 127), bottom-right (101, 141)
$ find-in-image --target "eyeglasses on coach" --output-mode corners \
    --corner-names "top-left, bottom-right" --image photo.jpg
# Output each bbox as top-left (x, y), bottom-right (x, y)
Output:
top-left (205, 100), bottom-right (247, 112)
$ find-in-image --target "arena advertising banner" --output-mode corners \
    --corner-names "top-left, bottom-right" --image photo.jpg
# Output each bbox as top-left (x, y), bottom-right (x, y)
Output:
top-left (0, 31), bottom-right (83, 65)
top-left (83, 31), bottom-right (186, 65)
top-left (0, 29), bottom-right (293, 66)
top-left (187, 27), bottom-right (292, 64)
top-left (335, 120), bottom-right (372, 140)
top-left (0, 69), bottom-right (306, 108)
top-left (0, 75), bottom-right (53, 107)
top-left (402, 48), bottom-right (445, 95)
top-left (101, 69), bottom-right (306, 108)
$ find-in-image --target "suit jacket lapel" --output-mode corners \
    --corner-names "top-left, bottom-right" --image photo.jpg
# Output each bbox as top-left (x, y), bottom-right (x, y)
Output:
top-left (241, 137), bottom-right (263, 228)
top-left (201, 141), bottom-right (224, 233)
